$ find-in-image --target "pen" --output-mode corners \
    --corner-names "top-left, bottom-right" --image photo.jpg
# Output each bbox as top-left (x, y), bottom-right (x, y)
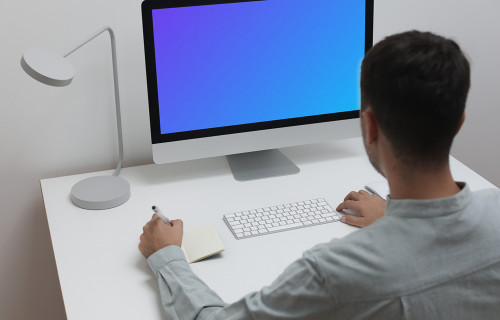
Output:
top-left (152, 206), bottom-right (172, 226)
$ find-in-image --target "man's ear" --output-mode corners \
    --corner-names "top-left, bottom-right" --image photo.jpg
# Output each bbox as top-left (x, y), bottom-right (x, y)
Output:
top-left (456, 113), bottom-right (466, 135)
top-left (361, 109), bottom-right (379, 145)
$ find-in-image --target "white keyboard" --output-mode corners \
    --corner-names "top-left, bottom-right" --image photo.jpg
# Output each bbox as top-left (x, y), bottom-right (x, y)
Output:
top-left (223, 198), bottom-right (340, 239)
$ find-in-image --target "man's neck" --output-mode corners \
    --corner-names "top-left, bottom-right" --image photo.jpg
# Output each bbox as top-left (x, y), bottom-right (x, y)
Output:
top-left (386, 164), bottom-right (461, 200)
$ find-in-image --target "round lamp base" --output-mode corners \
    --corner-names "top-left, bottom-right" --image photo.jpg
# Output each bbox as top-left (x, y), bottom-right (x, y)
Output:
top-left (71, 175), bottom-right (131, 210)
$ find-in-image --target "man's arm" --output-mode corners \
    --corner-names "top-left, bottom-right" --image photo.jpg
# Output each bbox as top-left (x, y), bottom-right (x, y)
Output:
top-left (147, 245), bottom-right (227, 320)
top-left (140, 215), bottom-right (335, 320)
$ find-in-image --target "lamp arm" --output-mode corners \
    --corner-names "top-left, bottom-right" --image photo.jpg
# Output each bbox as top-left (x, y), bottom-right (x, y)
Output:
top-left (64, 27), bottom-right (124, 177)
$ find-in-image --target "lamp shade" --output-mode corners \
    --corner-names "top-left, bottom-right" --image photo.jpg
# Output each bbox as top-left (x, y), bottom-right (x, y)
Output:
top-left (21, 48), bottom-right (74, 87)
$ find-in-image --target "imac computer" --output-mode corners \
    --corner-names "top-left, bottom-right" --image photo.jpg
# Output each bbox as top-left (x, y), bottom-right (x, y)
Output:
top-left (141, 0), bottom-right (374, 181)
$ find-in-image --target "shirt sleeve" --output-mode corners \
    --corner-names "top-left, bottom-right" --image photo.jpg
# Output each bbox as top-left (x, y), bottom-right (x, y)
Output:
top-left (147, 244), bottom-right (336, 320)
top-left (147, 245), bottom-right (227, 320)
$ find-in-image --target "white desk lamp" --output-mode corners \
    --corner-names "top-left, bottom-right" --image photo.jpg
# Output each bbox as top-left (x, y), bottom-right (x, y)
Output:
top-left (21, 27), bottom-right (131, 210)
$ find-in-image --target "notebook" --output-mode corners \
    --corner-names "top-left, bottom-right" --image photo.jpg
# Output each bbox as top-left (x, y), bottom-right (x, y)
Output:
top-left (181, 224), bottom-right (225, 263)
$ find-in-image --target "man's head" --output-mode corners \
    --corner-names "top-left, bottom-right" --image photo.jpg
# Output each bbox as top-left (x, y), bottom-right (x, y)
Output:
top-left (360, 31), bottom-right (470, 173)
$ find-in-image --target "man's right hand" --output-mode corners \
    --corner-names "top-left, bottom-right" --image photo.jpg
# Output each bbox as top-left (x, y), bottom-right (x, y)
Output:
top-left (336, 190), bottom-right (386, 228)
top-left (139, 214), bottom-right (183, 259)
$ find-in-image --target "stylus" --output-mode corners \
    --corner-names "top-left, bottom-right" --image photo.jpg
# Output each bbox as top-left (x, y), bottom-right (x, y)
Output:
top-left (152, 206), bottom-right (172, 226)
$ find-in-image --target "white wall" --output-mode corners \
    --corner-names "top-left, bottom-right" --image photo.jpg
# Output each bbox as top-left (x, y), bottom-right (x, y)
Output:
top-left (0, 0), bottom-right (498, 319)
top-left (373, 0), bottom-right (500, 189)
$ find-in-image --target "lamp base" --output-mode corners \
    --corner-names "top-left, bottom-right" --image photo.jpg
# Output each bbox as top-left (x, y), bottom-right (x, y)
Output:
top-left (71, 175), bottom-right (131, 210)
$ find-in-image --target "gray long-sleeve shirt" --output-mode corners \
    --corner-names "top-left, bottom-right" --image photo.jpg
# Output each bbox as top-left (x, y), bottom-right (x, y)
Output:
top-left (147, 183), bottom-right (500, 319)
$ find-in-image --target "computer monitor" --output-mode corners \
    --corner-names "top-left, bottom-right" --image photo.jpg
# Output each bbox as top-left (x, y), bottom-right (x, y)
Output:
top-left (141, 0), bottom-right (373, 181)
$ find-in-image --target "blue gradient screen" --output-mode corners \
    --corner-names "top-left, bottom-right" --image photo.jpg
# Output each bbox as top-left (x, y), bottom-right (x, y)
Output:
top-left (152, 0), bottom-right (365, 135)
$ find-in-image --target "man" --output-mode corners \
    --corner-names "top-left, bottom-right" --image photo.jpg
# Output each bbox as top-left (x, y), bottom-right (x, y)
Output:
top-left (139, 31), bottom-right (500, 319)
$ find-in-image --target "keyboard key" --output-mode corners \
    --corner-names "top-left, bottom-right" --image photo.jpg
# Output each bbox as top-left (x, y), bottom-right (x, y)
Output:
top-left (268, 222), bottom-right (303, 232)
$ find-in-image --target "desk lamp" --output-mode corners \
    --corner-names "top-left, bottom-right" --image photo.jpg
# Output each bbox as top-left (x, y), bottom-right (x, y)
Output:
top-left (21, 27), bottom-right (130, 210)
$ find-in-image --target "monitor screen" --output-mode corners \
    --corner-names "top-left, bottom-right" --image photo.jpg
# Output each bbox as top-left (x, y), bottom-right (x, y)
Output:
top-left (142, 0), bottom-right (372, 144)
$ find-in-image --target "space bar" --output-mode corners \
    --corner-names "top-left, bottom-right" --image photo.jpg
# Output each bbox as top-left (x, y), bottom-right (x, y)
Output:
top-left (267, 222), bottom-right (304, 232)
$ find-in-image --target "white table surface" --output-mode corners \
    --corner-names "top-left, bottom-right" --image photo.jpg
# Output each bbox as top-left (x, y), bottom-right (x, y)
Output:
top-left (41, 137), bottom-right (497, 319)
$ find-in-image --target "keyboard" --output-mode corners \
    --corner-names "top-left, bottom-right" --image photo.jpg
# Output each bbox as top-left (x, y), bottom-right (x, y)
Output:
top-left (223, 198), bottom-right (340, 239)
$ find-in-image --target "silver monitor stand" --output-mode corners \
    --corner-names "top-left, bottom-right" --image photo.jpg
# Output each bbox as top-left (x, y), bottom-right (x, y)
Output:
top-left (226, 149), bottom-right (300, 182)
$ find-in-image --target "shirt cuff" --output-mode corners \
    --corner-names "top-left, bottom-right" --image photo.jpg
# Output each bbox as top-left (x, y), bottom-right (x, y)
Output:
top-left (147, 245), bottom-right (187, 276)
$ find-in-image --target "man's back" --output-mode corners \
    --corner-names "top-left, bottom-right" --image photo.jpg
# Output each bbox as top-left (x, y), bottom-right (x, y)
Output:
top-left (312, 184), bottom-right (500, 319)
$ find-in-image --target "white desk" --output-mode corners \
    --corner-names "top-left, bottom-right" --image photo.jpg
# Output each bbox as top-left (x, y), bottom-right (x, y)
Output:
top-left (41, 138), bottom-right (496, 319)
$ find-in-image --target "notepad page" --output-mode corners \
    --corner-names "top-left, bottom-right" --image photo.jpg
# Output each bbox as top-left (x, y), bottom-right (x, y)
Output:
top-left (181, 224), bottom-right (225, 263)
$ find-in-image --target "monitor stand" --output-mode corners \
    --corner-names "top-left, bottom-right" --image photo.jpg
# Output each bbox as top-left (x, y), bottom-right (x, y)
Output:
top-left (226, 149), bottom-right (300, 182)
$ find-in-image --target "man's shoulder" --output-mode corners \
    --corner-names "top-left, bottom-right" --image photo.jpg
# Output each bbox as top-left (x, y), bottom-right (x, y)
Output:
top-left (472, 187), bottom-right (500, 200)
top-left (470, 187), bottom-right (500, 216)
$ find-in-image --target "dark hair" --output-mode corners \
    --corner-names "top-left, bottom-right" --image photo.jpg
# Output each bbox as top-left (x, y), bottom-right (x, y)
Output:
top-left (360, 30), bottom-right (470, 169)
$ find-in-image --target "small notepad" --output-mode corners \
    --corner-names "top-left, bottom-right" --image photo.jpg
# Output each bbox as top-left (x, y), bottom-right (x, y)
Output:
top-left (181, 224), bottom-right (225, 263)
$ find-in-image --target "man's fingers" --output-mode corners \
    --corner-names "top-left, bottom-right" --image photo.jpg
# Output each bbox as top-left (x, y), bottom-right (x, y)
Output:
top-left (340, 215), bottom-right (366, 228)
top-left (336, 200), bottom-right (363, 213)
top-left (344, 191), bottom-right (363, 202)
top-left (170, 219), bottom-right (183, 228)
top-left (358, 190), bottom-right (370, 196)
